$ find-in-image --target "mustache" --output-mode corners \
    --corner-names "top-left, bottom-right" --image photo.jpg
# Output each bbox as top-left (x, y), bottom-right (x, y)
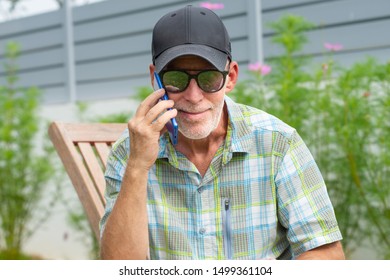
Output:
top-left (174, 103), bottom-right (214, 113)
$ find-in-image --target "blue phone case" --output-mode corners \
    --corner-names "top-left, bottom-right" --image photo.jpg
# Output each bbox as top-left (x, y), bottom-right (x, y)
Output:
top-left (154, 72), bottom-right (178, 145)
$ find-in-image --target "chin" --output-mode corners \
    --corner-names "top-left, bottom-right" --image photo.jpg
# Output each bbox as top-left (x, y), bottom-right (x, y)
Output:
top-left (178, 124), bottom-right (216, 140)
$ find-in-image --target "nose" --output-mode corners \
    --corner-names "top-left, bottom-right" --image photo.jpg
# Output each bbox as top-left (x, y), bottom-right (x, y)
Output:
top-left (182, 78), bottom-right (204, 104)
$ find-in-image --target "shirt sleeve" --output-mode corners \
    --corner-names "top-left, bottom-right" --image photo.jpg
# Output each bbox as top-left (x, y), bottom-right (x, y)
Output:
top-left (99, 131), bottom-right (129, 239)
top-left (275, 130), bottom-right (342, 258)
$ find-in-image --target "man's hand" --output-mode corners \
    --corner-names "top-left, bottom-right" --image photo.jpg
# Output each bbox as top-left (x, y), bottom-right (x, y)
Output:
top-left (127, 89), bottom-right (177, 171)
top-left (100, 89), bottom-right (177, 260)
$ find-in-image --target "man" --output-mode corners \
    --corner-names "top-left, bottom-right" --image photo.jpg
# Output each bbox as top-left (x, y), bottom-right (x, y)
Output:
top-left (100, 5), bottom-right (344, 260)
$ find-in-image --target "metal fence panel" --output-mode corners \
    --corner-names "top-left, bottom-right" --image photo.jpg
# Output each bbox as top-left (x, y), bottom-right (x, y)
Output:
top-left (0, 0), bottom-right (388, 104)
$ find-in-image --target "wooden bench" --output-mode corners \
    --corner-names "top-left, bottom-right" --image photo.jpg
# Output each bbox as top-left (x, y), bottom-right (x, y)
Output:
top-left (48, 122), bottom-right (127, 241)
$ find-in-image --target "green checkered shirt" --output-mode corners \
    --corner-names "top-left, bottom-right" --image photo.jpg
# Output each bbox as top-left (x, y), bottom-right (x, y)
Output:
top-left (100, 96), bottom-right (342, 259)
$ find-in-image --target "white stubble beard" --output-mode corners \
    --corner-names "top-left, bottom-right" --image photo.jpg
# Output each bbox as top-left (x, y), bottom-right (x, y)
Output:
top-left (176, 98), bottom-right (225, 140)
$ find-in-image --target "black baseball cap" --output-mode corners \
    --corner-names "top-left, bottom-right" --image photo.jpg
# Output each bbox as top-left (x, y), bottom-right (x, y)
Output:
top-left (152, 5), bottom-right (232, 73)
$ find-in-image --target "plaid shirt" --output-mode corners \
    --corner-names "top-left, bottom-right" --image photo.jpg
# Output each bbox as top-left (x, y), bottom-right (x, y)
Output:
top-left (100, 96), bottom-right (342, 260)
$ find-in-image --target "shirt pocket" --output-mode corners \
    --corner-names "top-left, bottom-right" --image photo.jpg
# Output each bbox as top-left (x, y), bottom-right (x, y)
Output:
top-left (222, 197), bottom-right (233, 259)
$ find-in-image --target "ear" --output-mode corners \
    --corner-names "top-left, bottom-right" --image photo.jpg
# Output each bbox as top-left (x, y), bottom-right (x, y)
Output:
top-left (225, 61), bottom-right (239, 94)
top-left (149, 64), bottom-right (156, 88)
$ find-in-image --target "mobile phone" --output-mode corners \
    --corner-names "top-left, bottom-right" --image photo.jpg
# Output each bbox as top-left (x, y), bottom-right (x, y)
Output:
top-left (153, 71), bottom-right (178, 145)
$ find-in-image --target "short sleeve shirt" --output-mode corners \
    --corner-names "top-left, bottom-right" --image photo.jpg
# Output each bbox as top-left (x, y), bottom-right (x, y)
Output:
top-left (100, 96), bottom-right (342, 260)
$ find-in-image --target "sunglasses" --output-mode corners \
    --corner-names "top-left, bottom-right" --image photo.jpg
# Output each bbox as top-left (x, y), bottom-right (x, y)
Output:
top-left (159, 69), bottom-right (229, 93)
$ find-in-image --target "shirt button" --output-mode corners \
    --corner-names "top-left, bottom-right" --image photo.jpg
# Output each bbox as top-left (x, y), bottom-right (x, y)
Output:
top-left (199, 228), bottom-right (206, 235)
top-left (197, 188), bottom-right (203, 194)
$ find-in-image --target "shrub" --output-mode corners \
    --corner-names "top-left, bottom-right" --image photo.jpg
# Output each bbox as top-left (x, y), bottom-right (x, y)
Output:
top-left (232, 15), bottom-right (390, 259)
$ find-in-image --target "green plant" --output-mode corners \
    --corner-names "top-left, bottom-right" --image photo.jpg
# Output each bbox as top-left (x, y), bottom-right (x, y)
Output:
top-left (62, 203), bottom-right (100, 259)
top-left (0, 42), bottom-right (58, 259)
top-left (232, 15), bottom-right (390, 259)
top-left (314, 58), bottom-right (390, 258)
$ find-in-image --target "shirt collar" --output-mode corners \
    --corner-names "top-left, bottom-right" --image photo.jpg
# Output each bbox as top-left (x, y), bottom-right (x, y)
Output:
top-left (157, 95), bottom-right (255, 162)
top-left (224, 95), bottom-right (254, 154)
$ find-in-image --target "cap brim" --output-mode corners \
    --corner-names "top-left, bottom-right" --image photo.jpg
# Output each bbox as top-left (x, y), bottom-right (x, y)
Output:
top-left (154, 44), bottom-right (228, 73)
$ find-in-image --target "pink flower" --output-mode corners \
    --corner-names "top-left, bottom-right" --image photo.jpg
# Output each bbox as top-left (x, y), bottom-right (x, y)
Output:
top-left (324, 42), bottom-right (343, 52)
top-left (248, 62), bottom-right (272, 75)
top-left (199, 2), bottom-right (224, 10)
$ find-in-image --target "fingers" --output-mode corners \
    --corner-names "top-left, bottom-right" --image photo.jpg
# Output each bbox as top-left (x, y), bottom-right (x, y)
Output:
top-left (134, 89), bottom-right (166, 119)
top-left (131, 89), bottom-right (177, 132)
top-left (151, 108), bottom-right (177, 132)
top-left (126, 89), bottom-right (177, 170)
top-left (143, 99), bottom-right (175, 126)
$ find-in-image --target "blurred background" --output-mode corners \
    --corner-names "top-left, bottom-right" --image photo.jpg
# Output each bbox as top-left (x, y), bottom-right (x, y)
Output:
top-left (0, 0), bottom-right (389, 259)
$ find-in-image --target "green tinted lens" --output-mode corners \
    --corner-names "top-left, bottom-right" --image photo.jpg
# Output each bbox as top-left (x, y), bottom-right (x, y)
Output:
top-left (198, 71), bottom-right (224, 92)
top-left (162, 71), bottom-right (189, 93)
